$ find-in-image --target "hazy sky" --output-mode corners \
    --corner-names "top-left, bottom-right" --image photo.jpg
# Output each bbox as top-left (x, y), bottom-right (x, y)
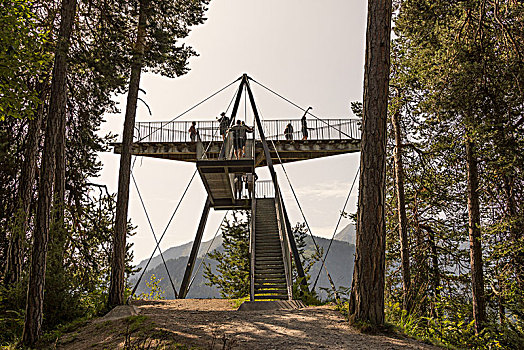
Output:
top-left (97, 0), bottom-right (367, 265)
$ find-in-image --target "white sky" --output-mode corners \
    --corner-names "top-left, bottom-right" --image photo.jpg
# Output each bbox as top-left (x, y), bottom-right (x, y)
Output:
top-left (97, 0), bottom-right (366, 265)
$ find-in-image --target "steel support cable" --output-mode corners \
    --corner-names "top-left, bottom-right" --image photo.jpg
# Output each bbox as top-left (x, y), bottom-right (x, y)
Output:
top-left (187, 211), bottom-right (229, 291)
top-left (128, 169), bottom-right (198, 300)
top-left (311, 165), bottom-right (360, 291)
top-left (131, 172), bottom-right (179, 298)
top-left (137, 77), bottom-right (241, 142)
top-left (249, 77), bottom-right (355, 139)
top-left (269, 137), bottom-right (341, 300)
top-left (257, 107), bottom-right (338, 297)
top-left (128, 84), bottom-right (237, 299)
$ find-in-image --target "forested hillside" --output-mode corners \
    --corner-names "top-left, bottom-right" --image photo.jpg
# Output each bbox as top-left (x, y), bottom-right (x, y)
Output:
top-left (130, 232), bottom-right (355, 300)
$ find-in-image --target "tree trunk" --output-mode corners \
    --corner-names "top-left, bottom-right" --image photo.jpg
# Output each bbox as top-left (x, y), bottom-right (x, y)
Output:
top-left (4, 93), bottom-right (45, 286)
top-left (465, 137), bottom-right (486, 334)
top-left (349, 0), bottom-right (392, 326)
top-left (391, 109), bottom-right (411, 313)
top-left (108, 0), bottom-right (148, 308)
top-left (22, 0), bottom-right (76, 345)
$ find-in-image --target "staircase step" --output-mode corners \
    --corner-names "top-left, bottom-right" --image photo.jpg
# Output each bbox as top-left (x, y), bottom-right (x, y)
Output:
top-left (255, 278), bottom-right (286, 288)
top-left (255, 266), bottom-right (285, 271)
top-left (255, 278), bottom-right (286, 283)
top-left (255, 257), bottom-right (283, 262)
top-left (255, 243), bottom-right (280, 246)
top-left (255, 253), bottom-right (283, 258)
top-left (255, 288), bottom-right (288, 294)
top-left (255, 273), bottom-right (286, 278)
top-left (256, 255), bottom-right (283, 260)
top-left (255, 283), bottom-right (287, 289)
top-left (254, 294), bottom-right (288, 300)
top-left (255, 234), bottom-right (278, 237)
top-left (255, 244), bottom-right (281, 248)
top-left (255, 264), bottom-right (284, 269)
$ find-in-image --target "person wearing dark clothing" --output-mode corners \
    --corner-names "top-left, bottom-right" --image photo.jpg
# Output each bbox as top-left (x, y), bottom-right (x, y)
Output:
top-left (284, 122), bottom-right (293, 140)
top-left (243, 172), bottom-right (258, 199)
top-left (217, 112), bottom-right (229, 140)
top-left (239, 121), bottom-right (254, 157)
top-left (234, 173), bottom-right (243, 199)
top-left (229, 120), bottom-right (243, 159)
top-left (188, 121), bottom-right (198, 142)
top-left (301, 115), bottom-right (308, 140)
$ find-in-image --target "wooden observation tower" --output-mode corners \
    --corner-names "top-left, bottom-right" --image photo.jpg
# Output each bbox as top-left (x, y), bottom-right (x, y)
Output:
top-left (113, 74), bottom-right (361, 303)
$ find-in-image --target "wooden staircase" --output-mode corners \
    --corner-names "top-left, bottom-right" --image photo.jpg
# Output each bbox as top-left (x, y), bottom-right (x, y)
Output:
top-left (253, 198), bottom-right (290, 300)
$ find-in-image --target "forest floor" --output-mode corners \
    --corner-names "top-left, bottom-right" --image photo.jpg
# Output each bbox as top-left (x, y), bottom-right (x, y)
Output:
top-left (51, 299), bottom-right (440, 349)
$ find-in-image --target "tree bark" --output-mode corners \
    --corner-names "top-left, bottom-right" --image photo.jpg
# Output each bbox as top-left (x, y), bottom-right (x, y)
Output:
top-left (465, 137), bottom-right (486, 334)
top-left (22, 0), bottom-right (76, 345)
top-left (108, 0), bottom-right (149, 307)
top-left (4, 92), bottom-right (45, 286)
top-left (391, 109), bottom-right (411, 313)
top-left (349, 0), bottom-right (392, 326)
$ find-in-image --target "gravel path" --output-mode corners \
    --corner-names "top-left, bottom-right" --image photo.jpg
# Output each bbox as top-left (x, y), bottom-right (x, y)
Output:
top-left (57, 299), bottom-right (439, 349)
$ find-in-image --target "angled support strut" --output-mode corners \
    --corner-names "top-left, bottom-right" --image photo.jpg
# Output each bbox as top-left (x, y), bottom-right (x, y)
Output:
top-left (179, 197), bottom-right (211, 298)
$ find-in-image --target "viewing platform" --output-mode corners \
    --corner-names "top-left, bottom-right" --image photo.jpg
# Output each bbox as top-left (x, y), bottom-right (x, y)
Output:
top-left (112, 118), bottom-right (361, 166)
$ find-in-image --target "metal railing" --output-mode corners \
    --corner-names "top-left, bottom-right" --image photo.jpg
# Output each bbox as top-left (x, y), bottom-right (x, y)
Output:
top-left (254, 180), bottom-right (274, 198)
top-left (135, 121), bottom-right (223, 143)
top-left (274, 188), bottom-right (293, 300)
top-left (133, 119), bottom-right (361, 143)
top-left (257, 119), bottom-right (361, 141)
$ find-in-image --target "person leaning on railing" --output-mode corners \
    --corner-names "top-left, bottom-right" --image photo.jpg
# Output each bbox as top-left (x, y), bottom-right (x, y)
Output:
top-left (188, 121), bottom-right (198, 142)
top-left (240, 121), bottom-right (254, 157)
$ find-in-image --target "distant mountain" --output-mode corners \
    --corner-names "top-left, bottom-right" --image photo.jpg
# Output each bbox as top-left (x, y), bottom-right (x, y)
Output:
top-left (130, 225), bottom-right (356, 300)
top-left (334, 223), bottom-right (356, 244)
top-left (133, 235), bottom-right (223, 277)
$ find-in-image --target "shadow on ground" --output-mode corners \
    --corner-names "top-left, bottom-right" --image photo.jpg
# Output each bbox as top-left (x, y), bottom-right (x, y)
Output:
top-left (54, 299), bottom-right (438, 350)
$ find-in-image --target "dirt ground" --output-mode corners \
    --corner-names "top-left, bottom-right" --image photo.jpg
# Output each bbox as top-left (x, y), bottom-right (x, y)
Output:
top-left (55, 299), bottom-right (439, 349)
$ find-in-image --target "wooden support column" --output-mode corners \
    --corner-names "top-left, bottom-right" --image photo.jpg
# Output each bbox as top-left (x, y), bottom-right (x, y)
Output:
top-left (179, 197), bottom-right (211, 298)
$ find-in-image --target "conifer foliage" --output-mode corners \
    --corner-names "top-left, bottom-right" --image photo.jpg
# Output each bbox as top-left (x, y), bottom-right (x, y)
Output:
top-left (384, 1), bottom-right (524, 347)
top-left (0, 0), bottom-right (209, 345)
top-left (204, 213), bottom-right (250, 299)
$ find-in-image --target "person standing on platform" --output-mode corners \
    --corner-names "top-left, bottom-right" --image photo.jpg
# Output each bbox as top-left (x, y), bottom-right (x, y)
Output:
top-left (301, 107), bottom-right (312, 140)
top-left (244, 172), bottom-right (258, 199)
top-left (239, 121), bottom-right (254, 158)
top-left (234, 173), bottom-right (243, 199)
top-left (217, 112), bottom-right (229, 141)
top-left (284, 122), bottom-right (293, 140)
top-left (229, 120), bottom-right (243, 159)
top-left (188, 121), bottom-right (198, 142)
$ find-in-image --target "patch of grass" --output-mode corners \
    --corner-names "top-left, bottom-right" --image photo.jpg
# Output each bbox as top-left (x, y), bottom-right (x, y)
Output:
top-left (229, 296), bottom-right (249, 309)
top-left (94, 319), bottom-right (113, 330)
top-left (124, 315), bottom-right (149, 334)
top-left (38, 317), bottom-right (89, 346)
top-left (348, 316), bottom-right (396, 335)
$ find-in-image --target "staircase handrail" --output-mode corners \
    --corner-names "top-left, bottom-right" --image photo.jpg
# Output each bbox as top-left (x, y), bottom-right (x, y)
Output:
top-left (250, 197), bottom-right (256, 301)
top-left (274, 188), bottom-right (293, 300)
